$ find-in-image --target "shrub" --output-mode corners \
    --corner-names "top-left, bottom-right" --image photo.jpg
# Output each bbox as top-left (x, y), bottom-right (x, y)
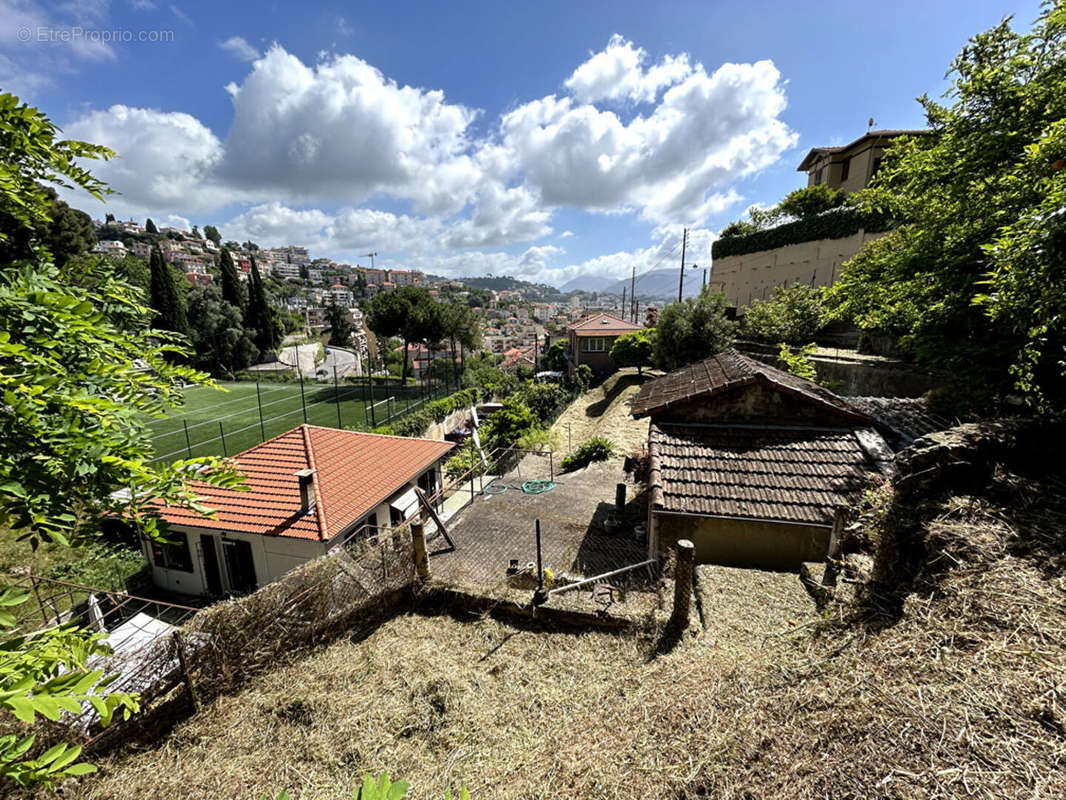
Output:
top-left (513, 382), bottom-right (569, 424)
top-left (652, 288), bottom-right (736, 371)
top-left (777, 184), bottom-right (847, 219)
top-left (481, 398), bottom-right (538, 451)
top-left (741, 284), bottom-right (828, 345)
top-left (609, 329), bottom-right (654, 374)
top-left (515, 426), bottom-right (560, 453)
top-left (444, 441), bottom-right (484, 481)
top-left (560, 437), bottom-right (615, 472)
top-left (711, 206), bottom-right (891, 260)
top-left (778, 342), bottom-right (818, 382)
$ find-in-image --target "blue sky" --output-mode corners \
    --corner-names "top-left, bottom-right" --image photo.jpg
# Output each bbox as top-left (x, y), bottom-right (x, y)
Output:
top-left (2, 0), bottom-right (1044, 287)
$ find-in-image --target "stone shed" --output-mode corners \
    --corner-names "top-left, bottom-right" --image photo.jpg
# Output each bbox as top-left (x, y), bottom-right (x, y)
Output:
top-left (631, 350), bottom-right (895, 569)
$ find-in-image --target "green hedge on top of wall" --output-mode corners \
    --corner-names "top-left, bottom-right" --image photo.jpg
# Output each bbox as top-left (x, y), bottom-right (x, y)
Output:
top-left (711, 207), bottom-right (893, 260)
top-left (370, 387), bottom-right (482, 438)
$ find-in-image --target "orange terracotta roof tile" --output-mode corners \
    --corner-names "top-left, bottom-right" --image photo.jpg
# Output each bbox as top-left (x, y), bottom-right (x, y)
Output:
top-left (154, 425), bottom-right (454, 541)
top-left (568, 313), bottom-right (644, 336)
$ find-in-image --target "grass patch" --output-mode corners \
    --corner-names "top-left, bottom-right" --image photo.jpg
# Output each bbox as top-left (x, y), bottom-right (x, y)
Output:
top-left (145, 381), bottom-right (439, 461)
top-left (0, 527), bottom-right (143, 592)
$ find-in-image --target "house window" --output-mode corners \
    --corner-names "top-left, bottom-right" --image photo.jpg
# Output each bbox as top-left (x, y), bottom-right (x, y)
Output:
top-left (870, 156), bottom-right (883, 180)
top-left (582, 337), bottom-right (608, 353)
top-left (150, 533), bottom-right (193, 572)
top-left (840, 158), bottom-right (850, 181)
top-left (813, 167), bottom-right (824, 185)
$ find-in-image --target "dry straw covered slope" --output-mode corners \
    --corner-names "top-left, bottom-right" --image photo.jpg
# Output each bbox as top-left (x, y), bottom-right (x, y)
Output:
top-left (40, 427), bottom-right (1066, 800)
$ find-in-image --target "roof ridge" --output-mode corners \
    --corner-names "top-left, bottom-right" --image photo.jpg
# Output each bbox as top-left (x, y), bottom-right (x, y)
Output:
top-left (301, 424), bottom-right (328, 541)
top-left (301, 422), bottom-right (457, 445)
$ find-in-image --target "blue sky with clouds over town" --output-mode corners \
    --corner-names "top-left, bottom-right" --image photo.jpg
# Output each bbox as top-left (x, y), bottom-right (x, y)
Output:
top-left (1, 0), bottom-right (1041, 286)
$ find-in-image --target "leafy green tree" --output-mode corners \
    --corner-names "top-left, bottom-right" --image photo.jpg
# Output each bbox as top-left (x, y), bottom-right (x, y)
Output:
top-left (144, 217), bottom-right (157, 234)
top-left (827, 6), bottom-right (1066, 408)
top-left (244, 254), bottom-right (279, 357)
top-left (439, 302), bottom-right (480, 384)
top-left (218, 246), bottom-right (244, 311)
top-left (203, 224), bottom-right (221, 246)
top-left (544, 339), bottom-right (569, 372)
top-left (609, 329), bottom-right (654, 374)
top-left (653, 288), bottom-right (737, 371)
top-left (977, 119), bottom-right (1066, 407)
top-left (366, 286), bottom-right (442, 382)
top-left (482, 397), bottom-right (538, 450)
top-left (0, 93), bottom-right (244, 787)
top-left (0, 188), bottom-right (96, 267)
top-left (190, 225), bottom-right (201, 239)
top-left (326, 298), bottom-right (353, 347)
top-left (186, 284), bottom-right (258, 375)
top-left (777, 184), bottom-right (847, 219)
top-left (718, 220), bottom-right (761, 239)
top-left (148, 245), bottom-right (187, 336)
top-left (741, 284), bottom-right (828, 345)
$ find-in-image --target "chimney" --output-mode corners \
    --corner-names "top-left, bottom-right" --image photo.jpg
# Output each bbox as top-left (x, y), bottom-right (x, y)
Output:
top-left (295, 468), bottom-right (316, 514)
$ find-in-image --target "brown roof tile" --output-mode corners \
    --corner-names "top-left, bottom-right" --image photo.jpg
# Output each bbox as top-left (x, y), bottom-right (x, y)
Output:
top-left (631, 350), bottom-right (871, 424)
top-left (648, 423), bottom-right (876, 526)
top-left (568, 313), bottom-right (644, 336)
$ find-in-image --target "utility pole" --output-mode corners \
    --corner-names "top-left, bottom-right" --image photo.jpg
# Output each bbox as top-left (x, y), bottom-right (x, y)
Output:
top-left (677, 227), bottom-right (688, 304)
top-left (703, 267), bottom-right (708, 290)
top-left (621, 286), bottom-right (626, 320)
top-left (630, 265), bottom-right (636, 323)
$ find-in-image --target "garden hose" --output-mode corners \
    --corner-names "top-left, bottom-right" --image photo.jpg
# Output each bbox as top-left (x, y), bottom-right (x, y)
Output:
top-left (521, 479), bottom-right (555, 494)
top-left (484, 482), bottom-right (509, 495)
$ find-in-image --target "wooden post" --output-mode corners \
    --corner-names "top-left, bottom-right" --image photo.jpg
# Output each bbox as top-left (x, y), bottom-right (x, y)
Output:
top-left (410, 522), bottom-right (430, 581)
top-left (615, 483), bottom-right (626, 512)
top-left (671, 539), bottom-right (695, 626)
top-left (172, 630), bottom-right (199, 710)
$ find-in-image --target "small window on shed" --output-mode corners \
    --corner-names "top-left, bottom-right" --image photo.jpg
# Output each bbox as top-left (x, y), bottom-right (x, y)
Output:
top-left (840, 158), bottom-right (850, 181)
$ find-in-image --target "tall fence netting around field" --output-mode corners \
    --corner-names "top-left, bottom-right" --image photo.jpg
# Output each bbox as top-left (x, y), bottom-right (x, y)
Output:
top-left (149, 375), bottom-right (454, 463)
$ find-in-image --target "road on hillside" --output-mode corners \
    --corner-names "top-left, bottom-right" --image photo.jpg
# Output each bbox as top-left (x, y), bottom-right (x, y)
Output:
top-left (248, 344), bottom-right (359, 378)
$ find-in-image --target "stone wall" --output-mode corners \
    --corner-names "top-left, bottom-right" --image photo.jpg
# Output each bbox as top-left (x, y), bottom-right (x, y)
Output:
top-left (710, 229), bottom-right (886, 309)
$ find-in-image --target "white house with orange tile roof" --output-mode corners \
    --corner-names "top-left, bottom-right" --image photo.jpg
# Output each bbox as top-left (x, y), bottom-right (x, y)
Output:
top-left (144, 425), bottom-right (453, 598)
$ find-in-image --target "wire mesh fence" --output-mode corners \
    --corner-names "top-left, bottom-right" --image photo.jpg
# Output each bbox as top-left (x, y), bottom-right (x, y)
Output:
top-left (148, 375), bottom-right (455, 462)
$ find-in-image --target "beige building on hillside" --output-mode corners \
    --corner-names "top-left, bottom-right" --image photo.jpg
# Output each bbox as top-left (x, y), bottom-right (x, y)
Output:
top-left (710, 128), bottom-right (929, 309)
top-left (796, 129), bottom-right (929, 194)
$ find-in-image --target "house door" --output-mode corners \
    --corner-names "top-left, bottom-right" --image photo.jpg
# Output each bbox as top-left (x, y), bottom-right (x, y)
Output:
top-left (222, 539), bottom-right (257, 595)
top-left (200, 534), bottom-right (223, 596)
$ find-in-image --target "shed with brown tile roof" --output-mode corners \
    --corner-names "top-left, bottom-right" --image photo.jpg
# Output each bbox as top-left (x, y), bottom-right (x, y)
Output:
top-left (634, 352), bottom-right (891, 569)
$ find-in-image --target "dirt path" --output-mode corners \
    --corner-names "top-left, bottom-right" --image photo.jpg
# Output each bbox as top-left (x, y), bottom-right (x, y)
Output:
top-left (551, 368), bottom-right (652, 458)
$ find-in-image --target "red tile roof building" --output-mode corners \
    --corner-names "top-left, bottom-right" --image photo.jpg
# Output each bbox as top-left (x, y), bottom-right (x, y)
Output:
top-left (144, 425), bottom-right (453, 597)
top-left (566, 313), bottom-right (644, 378)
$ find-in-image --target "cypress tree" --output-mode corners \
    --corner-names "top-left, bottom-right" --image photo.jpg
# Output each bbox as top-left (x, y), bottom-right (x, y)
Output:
top-left (149, 245), bottom-right (185, 335)
top-left (145, 217), bottom-right (158, 234)
top-left (244, 254), bottom-right (278, 356)
top-left (219, 247), bottom-right (243, 310)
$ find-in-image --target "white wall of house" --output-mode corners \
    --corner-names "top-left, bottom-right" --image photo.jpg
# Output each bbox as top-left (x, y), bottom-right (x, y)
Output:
top-left (144, 461), bottom-right (445, 598)
top-left (142, 526), bottom-right (330, 597)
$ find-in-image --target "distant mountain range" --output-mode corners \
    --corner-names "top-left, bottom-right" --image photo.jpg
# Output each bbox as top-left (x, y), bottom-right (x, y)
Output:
top-left (562, 268), bottom-right (703, 300)
top-left (455, 268), bottom-right (703, 301)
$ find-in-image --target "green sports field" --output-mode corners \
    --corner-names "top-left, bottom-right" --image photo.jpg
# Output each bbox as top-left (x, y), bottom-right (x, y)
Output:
top-left (146, 380), bottom-right (438, 461)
